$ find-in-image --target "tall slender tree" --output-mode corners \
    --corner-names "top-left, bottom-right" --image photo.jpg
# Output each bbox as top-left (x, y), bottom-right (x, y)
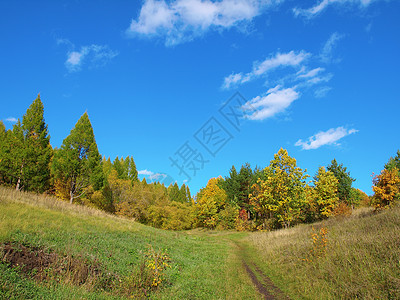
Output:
top-left (0, 121), bottom-right (12, 184)
top-left (52, 112), bottom-right (103, 204)
top-left (4, 95), bottom-right (52, 192)
top-left (21, 95), bottom-right (52, 192)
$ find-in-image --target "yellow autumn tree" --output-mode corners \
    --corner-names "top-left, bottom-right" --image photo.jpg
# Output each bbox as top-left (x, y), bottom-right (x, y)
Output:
top-left (313, 166), bottom-right (339, 218)
top-left (195, 177), bottom-right (227, 229)
top-left (372, 167), bottom-right (400, 209)
top-left (250, 148), bottom-right (309, 229)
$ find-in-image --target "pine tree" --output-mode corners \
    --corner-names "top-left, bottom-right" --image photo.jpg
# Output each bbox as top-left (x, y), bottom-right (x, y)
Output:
top-left (220, 165), bottom-right (239, 205)
top-left (179, 184), bottom-right (189, 203)
top-left (127, 156), bottom-right (138, 182)
top-left (113, 156), bottom-right (124, 179)
top-left (111, 156), bottom-right (138, 183)
top-left (10, 120), bottom-right (24, 188)
top-left (52, 112), bottom-right (103, 204)
top-left (20, 95), bottom-right (52, 192)
top-left (168, 182), bottom-right (181, 202)
top-left (327, 159), bottom-right (355, 207)
top-left (186, 185), bottom-right (192, 204)
top-left (0, 121), bottom-right (11, 184)
top-left (4, 95), bottom-right (52, 192)
top-left (102, 157), bottom-right (113, 177)
top-left (385, 150), bottom-right (400, 175)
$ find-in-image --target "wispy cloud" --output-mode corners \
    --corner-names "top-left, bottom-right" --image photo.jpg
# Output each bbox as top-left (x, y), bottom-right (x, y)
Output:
top-left (314, 86), bottom-right (332, 98)
top-left (65, 45), bottom-right (118, 72)
top-left (293, 0), bottom-right (377, 18)
top-left (223, 51), bottom-right (310, 89)
top-left (223, 34), bottom-right (342, 121)
top-left (242, 85), bottom-right (299, 120)
top-left (57, 38), bottom-right (118, 72)
top-left (148, 173), bottom-right (167, 181)
top-left (4, 117), bottom-right (17, 123)
top-left (126, 0), bottom-right (281, 46)
top-left (138, 169), bottom-right (154, 176)
top-left (295, 126), bottom-right (358, 150)
top-left (296, 67), bottom-right (324, 79)
top-left (320, 32), bottom-right (344, 63)
top-left (138, 169), bottom-right (167, 182)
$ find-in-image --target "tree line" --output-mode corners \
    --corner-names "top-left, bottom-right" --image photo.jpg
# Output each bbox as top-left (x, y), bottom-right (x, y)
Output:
top-left (0, 95), bottom-right (194, 229)
top-left (1, 95), bottom-right (399, 231)
top-left (195, 149), bottom-right (400, 231)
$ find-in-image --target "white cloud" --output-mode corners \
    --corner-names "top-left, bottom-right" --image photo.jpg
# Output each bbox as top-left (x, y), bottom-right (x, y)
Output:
top-left (138, 169), bottom-right (154, 176)
top-left (138, 169), bottom-right (167, 182)
top-left (320, 32), bottom-right (344, 63)
top-left (293, 0), bottom-right (376, 18)
top-left (242, 85), bottom-right (299, 120)
top-left (5, 117), bottom-right (17, 123)
top-left (295, 126), bottom-right (358, 150)
top-left (223, 40), bottom-right (340, 122)
top-left (64, 44), bottom-right (118, 72)
top-left (127, 0), bottom-right (280, 46)
top-left (314, 86), bottom-right (332, 98)
top-left (306, 73), bottom-right (333, 85)
top-left (223, 73), bottom-right (246, 89)
top-left (56, 38), bottom-right (74, 47)
top-left (148, 173), bottom-right (167, 181)
top-left (223, 50), bottom-right (309, 89)
top-left (297, 67), bottom-right (324, 79)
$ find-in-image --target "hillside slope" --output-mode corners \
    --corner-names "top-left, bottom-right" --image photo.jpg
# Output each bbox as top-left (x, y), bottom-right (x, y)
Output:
top-left (2, 186), bottom-right (399, 299)
top-left (246, 206), bottom-right (400, 299)
top-left (0, 187), bottom-right (259, 299)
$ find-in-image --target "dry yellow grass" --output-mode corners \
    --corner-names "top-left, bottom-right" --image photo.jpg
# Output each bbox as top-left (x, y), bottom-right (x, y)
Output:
top-left (247, 206), bottom-right (400, 299)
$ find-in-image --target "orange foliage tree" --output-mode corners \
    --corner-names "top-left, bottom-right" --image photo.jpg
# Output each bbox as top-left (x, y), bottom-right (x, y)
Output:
top-left (372, 168), bottom-right (400, 209)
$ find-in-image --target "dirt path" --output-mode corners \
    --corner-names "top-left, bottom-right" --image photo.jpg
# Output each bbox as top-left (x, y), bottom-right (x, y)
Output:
top-left (233, 241), bottom-right (290, 300)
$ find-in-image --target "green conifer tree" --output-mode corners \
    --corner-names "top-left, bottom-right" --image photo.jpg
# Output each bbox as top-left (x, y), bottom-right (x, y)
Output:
top-left (5, 95), bottom-right (52, 192)
top-left (127, 156), bottom-right (138, 182)
top-left (327, 159), bottom-right (355, 207)
top-left (168, 182), bottom-right (181, 202)
top-left (21, 95), bottom-right (52, 192)
top-left (52, 112), bottom-right (103, 204)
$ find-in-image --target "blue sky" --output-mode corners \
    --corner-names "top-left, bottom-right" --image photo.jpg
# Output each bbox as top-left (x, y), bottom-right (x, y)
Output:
top-left (1, 0), bottom-right (399, 195)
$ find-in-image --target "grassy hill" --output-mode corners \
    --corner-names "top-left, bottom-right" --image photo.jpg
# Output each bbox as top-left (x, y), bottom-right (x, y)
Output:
top-left (245, 207), bottom-right (400, 299)
top-left (1, 186), bottom-right (400, 299)
top-left (0, 187), bottom-right (259, 299)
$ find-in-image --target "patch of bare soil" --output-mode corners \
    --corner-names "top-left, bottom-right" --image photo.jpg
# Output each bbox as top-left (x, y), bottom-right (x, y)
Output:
top-left (234, 241), bottom-right (290, 300)
top-left (0, 242), bottom-right (103, 286)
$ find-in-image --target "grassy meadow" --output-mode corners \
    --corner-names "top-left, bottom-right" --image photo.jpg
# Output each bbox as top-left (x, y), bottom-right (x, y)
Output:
top-left (0, 186), bottom-right (259, 299)
top-left (1, 186), bottom-right (400, 299)
top-left (246, 207), bottom-right (400, 299)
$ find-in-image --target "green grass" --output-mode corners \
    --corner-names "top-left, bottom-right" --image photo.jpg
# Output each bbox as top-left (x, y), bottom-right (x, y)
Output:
top-left (246, 207), bottom-right (400, 299)
top-left (0, 186), bottom-right (258, 299)
top-left (3, 186), bottom-right (398, 299)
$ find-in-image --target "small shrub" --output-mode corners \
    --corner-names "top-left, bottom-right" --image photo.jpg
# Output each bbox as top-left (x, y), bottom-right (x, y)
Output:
top-left (122, 245), bottom-right (171, 298)
top-left (333, 202), bottom-right (352, 217)
top-left (217, 205), bottom-right (238, 230)
top-left (304, 226), bottom-right (328, 262)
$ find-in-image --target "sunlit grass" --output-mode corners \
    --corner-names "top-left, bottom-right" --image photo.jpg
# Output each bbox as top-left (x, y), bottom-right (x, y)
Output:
top-left (247, 206), bottom-right (400, 299)
top-left (0, 186), bottom-right (258, 299)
